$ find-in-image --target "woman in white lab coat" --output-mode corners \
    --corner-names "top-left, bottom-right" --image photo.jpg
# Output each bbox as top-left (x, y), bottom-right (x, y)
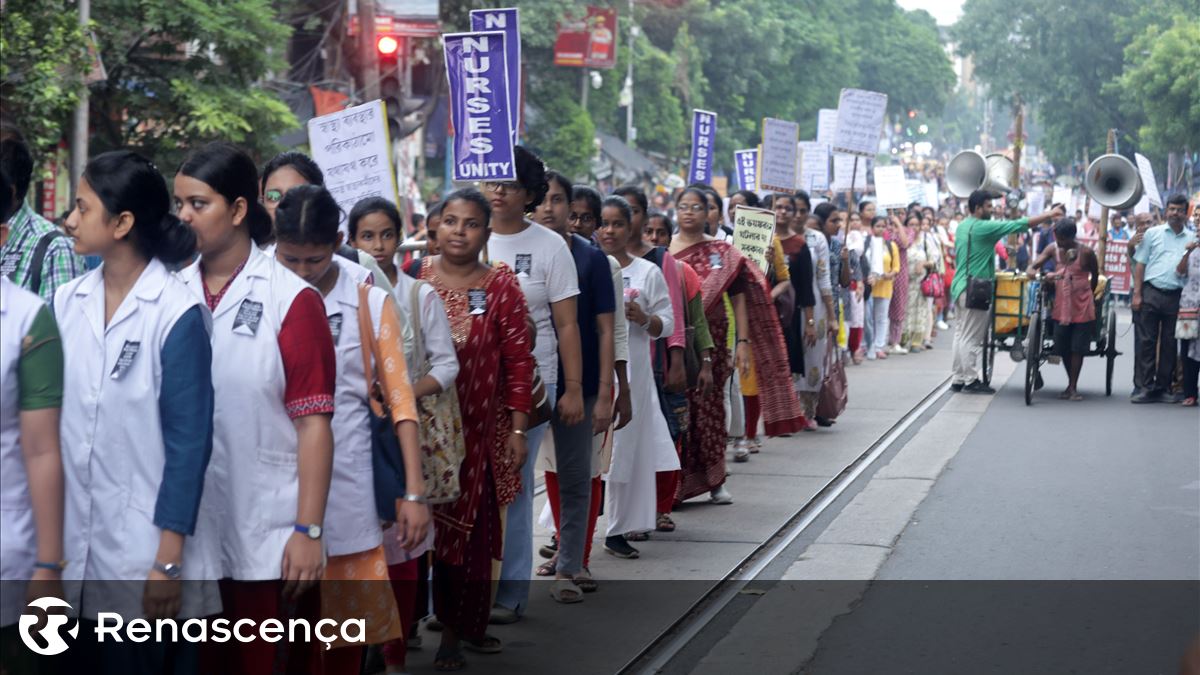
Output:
top-left (54, 150), bottom-right (216, 670)
top-left (272, 184), bottom-right (430, 670)
top-left (174, 143), bottom-right (336, 674)
top-left (594, 196), bottom-right (679, 559)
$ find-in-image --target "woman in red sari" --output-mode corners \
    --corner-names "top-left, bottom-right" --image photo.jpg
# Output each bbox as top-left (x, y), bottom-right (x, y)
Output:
top-left (418, 188), bottom-right (534, 671)
top-left (669, 188), bottom-right (805, 503)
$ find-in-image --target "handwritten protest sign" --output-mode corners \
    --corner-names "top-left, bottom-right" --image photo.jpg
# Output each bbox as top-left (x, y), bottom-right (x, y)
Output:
top-left (872, 165), bottom-right (908, 209)
top-left (831, 88), bottom-right (887, 157)
top-left (443, 31), bottom-right (516, 181)
top-left (798, 141), bottom-right (829, 192)
top-left (470, 9), bottom-right (521, 145)
top-left (731, 206), bottom-right (775, 273)
top-left (734, 148), bottom-right (758, 191)
top-left (923, 182), bottom-right (939, 209)
top-left (816, 109), bottom-right (838, 148)
top-left (1051, 185), bottom-right (1072, 210)
top-left (1133, 192), bottom-right (1150, 215)
top-left (831, 153), bottom-right (867, 190)
top-left (759, 118), bottom-right (799, 193)
top-left (688, 110), bottom-right (718, 185)
top-left (308, 100), bottom-right (398, 231)
top-left (1134, 153), bottom-right (1162, 208)
top-left (1087, 197), bottom-right (1102, 221)
top-left (1027, 189), bottom-right (1045, 216)
top-left (1078, 234), bottom-right (1132, 294)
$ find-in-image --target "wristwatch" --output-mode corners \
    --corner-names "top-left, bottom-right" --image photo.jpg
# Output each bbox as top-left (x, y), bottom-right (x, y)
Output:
top-left (294, 523), bottom-right (323, 540)
top-left (152, 561), bottom-right (182, 580)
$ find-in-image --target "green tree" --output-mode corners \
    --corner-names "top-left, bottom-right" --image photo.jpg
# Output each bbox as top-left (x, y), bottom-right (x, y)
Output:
top-left (0, 0), bottom-right (90, 162)
top-left (1108, 17), bottom-right (1200, 155)
top-left (854, 8), bottom-right (955, 117)
top-left (88, 0), bottom-right (298, 168)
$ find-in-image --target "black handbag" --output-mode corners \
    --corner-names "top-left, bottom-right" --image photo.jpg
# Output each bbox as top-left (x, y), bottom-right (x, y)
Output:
top-left (962, 222), bottom-right (994, 311)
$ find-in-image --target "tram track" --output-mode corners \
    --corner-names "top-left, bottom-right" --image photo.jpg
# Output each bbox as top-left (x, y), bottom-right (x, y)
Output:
top-left (616, 376), bottom-right (954, 675)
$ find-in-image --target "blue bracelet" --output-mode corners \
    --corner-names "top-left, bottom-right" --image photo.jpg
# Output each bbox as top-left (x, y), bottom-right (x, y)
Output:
top-left (33, 560), bottom-right (66, 571)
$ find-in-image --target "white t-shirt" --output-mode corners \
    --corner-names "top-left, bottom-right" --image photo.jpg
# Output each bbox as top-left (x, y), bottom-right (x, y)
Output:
top-left (487, 220), bottom-right (580, 386)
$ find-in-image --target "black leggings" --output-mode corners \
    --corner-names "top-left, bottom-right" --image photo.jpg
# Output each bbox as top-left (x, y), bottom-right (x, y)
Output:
top-left (1183, 340), bottom-right (1199, 399)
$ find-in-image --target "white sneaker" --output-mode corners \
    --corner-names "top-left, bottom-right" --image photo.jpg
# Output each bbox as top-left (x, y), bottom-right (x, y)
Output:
top-left (710, 486), bottom-right (733, 504)
top-left (937, 320), bottom-right (949, 331)
top-left (733, 441), bottom-right (750, 463)
top-left (889, 345), bottom-right (909, 355)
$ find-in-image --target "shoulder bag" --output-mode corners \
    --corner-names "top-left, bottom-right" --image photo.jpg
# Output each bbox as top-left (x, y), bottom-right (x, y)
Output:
top-left (920, 234), bottom-right (944, 299)
top-left (962, 222), bottom-right (994, 311)
top-left (815, 343), bottom-right (848, 420)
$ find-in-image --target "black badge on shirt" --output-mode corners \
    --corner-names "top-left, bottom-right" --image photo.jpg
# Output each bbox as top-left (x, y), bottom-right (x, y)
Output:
top-left (514, 253), bottom-right (533, 276)
top-left (110, 340), bottom-right (141, 380)
top-left (233, 299), bottom-right (264, 336)
top-left (328, 312), bottom-right (344, 344)
top-left (468, 288), bottom-right (487, 315)
top-left (622, 275), bottom-right (632, 290)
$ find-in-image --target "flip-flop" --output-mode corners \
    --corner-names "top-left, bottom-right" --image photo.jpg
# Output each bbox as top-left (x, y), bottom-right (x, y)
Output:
top-left (656, 513), bottom-right (676, 532)
top-left (434, 645), bottom-right (466, 672)
top-left (535, 556), bottom-right (557, 577)
top-left (549, 578), bottom-right (584, 604)
top-left (1069, 393), bottom-right (1084, 401)
top-left (1058, 390), bottom-right (1072, 400)
top-left (463, 634), bottom-right (503, 655)
top-left (574, 568), bottom-right (598, 593)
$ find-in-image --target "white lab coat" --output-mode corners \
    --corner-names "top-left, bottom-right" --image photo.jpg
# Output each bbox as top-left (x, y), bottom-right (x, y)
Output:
top-left (55, 260), bottom-right (220, 619)
top-left (180, 246), bottom-right (321, 580)
top-left (0, 278), bottom-right (50, 625)
top-left (323, 257), bottom-right (388, 557)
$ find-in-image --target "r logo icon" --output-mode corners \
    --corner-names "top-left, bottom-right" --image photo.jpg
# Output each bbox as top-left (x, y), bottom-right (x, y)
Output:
top-left (18, 597), bottom-right (78, 656)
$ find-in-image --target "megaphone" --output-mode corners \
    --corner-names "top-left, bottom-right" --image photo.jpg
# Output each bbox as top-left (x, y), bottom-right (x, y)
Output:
top-left (946, 150), bottom-right (1016, 198)
top-left (1084, 154), bottom-right (1143, 210)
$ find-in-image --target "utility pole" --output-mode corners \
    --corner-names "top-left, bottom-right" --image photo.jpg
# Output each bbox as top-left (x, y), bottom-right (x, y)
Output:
top-left (70, 0), bottom-right (90, 197)
top-left (360, 0), bottom-right (379, 100)
top-left (624, 0), bottom-right (635, 146)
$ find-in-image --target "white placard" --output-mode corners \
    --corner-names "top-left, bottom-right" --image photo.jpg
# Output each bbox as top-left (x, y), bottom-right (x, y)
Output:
top-left (831, 88), bottom-right (888, 157)
top-left (1133, 192), bottom-right (1151, 215)
top-left (831, 153), bottom-right (868, 191)
top-left (906, 179), bottom-right (924, 205)
top-left (1027, 190), bottom-right (1046, 217)
top-left (798, 141), bottom-right (829, 192)
top-left (923, 182), bottom-right (939, 209)
top-left (817, 109), bottom-right (838, 148)
top-left (1051, 185), bottom-right (1072, 210)
top-left (1087, 197), bottom-right (1102, 221)
top-left (873, 165), bottom-right (908, 209)
top-left (759, 118), bottom-right (800, 193)
top-left (1134, 153), bottom-right (1162, 208)
top-left (307, 99), bottom-right (398, 233)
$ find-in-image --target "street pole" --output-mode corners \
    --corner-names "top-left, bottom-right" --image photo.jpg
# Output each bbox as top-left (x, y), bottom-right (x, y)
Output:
top-left (360, 0), bottom-right (379, 100)
top-left (625, 0), bottom-right (635, 146)
top-left (70, 0), bottom-right (90, 198)
top-left (581, 69), bottom-right (588, 112)
top-left (1097, 128), bottom-right (1115, 265)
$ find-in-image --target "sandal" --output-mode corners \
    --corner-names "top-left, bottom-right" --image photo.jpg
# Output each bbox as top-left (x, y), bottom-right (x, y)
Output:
top-left (656, 513), bottom-right (676, 532)
top-left (434, 645), bottom-right (466, 672)
top-left (574, 568), bottom-right (598, 593)
top-left (536, 555), bottom-right (558, 577)
top-left (1183, 397), bottom-right (1198, 407)
top-left (549, 578), bottom-right (584, 604)
top-left (463, 634), bottom-right (503, 655)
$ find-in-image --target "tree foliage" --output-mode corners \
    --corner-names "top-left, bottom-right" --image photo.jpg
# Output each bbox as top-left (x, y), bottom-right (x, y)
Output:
top-left (86, 0), bottom-right (297, 168)
top-left (954, 0), bottom-right (1199, 163)
top-left (1108, 16), bottom-right (1200, 156)
top-left (0, 0), bottom-right (90, 163)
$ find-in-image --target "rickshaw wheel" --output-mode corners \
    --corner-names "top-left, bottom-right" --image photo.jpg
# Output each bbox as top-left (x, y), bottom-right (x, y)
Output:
top-left (1025, 312), bottom-right (1041, 406)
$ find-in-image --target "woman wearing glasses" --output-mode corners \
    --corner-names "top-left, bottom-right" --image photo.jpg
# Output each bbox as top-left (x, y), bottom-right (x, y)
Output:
top-left (481, 146), bottom-right (584, 624)
top-left (668, 188), bottom-right (804, 506)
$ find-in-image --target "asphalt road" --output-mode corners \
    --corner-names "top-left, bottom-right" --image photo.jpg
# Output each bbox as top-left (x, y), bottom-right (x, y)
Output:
top-left (802, 310), bottom-right (1199, 674)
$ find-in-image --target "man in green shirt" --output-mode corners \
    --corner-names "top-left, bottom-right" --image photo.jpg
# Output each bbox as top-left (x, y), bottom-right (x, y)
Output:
top-left (950, 190), bottom-right (1063, 394)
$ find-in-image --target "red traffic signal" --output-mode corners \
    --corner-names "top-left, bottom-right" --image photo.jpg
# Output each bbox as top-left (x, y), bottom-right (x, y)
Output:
top-left (377, 35), bottom-right (400, 56)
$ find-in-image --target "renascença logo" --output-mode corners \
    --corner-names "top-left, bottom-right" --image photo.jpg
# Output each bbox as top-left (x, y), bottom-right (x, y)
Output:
top-left (18, 597), bottom-right (79, 655)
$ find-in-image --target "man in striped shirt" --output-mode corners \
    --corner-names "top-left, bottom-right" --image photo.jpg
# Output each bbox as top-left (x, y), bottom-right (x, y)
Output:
top-left (0, 126), bottom-right (85, 302)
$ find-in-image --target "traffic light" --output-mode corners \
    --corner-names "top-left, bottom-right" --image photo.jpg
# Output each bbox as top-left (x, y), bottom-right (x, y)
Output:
top-left (377, 33), bottom-right (403, 139)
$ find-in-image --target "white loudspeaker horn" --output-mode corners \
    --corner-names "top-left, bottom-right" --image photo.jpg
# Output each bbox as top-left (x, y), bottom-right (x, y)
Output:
top-left (1084, 154), bottom-right (1143, 210)
top-left (946, 150), bottom-right (987, 198)
top-left (984, 153), bottom-right (1016, 195)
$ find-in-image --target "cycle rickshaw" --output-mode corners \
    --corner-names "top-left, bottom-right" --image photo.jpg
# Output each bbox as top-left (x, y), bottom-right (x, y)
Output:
top-left (980, 271), bottom-right (1120, 404)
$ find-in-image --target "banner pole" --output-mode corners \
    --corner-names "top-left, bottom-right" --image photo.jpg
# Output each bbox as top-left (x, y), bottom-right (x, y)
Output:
top-left (848, 155), bottom-right (859, 210)
top-left (1097, 128), bottom-right (1115, 265)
